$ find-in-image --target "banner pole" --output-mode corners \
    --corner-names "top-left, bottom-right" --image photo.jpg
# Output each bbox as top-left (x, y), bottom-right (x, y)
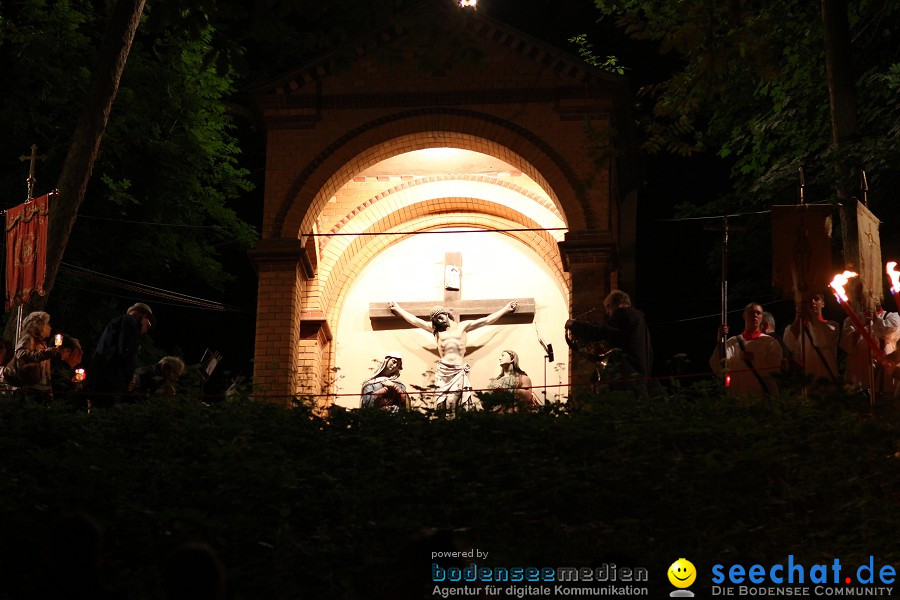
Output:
top-left (15, 304), bottom-right (23, 341)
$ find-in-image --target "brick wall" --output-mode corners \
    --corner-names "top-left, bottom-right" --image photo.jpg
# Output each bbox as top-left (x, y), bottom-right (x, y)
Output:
top-left (250, 2), bottom-right (631, 401)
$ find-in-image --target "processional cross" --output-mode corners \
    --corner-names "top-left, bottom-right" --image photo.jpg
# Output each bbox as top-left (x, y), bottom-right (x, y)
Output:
top-left (19, 144), bottom-right (47, 202)
top-left (368, 251), bottom-right (535, 325)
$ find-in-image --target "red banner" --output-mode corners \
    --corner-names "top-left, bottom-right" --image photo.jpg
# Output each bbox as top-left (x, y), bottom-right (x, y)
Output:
top-left (5, 193), bottom-right (51, 310)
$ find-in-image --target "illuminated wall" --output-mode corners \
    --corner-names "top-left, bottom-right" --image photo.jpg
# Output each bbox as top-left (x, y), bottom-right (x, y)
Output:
top-left (333, 229), bottom-right (569, 408)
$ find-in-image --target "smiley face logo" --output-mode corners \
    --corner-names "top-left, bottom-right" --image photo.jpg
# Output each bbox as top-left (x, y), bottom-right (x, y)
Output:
top-left (668, 558), bottom-right (696, 588)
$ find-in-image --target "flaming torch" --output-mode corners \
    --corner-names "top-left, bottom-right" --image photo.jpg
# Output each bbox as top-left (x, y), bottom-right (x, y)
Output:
top-left (886, 261), bottom-right (900, 310)
top-left (829, 271), bottom-right (884, 361)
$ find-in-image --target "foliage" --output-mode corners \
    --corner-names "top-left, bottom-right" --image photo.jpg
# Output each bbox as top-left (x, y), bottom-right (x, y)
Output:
top-left (595, 0), bottom-right (900, 211)
top-left (0, 0), bottom-right (457, 362)
top-left (0, 0), bottom-right (97, 193)
top-left (1, 387), bottom-right (900, 598)
top-left (588, 0), bottom-right (900, 325)
top-left (68, 24), bottom-right (257, 292)
top-left (0, 1), bottom-right (259, 362)
top-left (144, 0), bottom-right (422, 83)
top-left (568, 33), bottom-right (627, 74)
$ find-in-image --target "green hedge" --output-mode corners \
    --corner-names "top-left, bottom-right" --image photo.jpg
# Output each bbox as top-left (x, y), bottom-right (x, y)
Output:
top-left (1, 388), bottom-right (899, 598)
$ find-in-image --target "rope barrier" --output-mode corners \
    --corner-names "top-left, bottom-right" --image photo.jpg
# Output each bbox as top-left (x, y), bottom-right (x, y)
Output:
top-left (0, 362), bottom-right (824, 411)
top-left (256, 364), bottom-right (793, 400)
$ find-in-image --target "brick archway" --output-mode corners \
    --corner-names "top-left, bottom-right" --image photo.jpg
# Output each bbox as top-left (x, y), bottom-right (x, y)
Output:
top-left (270, 118), bottom-right (595, 241)
top-left (250, 2), bottom-right (635, 403)
top-left (310, 188), bottom-right (565, 313)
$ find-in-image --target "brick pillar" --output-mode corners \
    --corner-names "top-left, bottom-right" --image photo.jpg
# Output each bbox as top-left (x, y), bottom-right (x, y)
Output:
top-left (298, 309), bottom-right (333, 411)
top-left (249, 238), bottom-right (308, 406)
top-left (558, 230), bottom-right (616, 400)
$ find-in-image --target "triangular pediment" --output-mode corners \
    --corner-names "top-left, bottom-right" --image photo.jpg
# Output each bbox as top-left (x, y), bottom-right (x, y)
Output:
top-left (251, 0), bottom-right (625, 109)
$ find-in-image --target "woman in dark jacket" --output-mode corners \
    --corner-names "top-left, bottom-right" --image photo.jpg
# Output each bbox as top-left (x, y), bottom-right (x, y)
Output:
top-left (9, 311), bottom-right (60, 401)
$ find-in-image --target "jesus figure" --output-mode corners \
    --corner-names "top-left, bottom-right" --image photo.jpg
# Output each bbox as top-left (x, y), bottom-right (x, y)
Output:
top-left (388, 300), bottom-right (517, 411)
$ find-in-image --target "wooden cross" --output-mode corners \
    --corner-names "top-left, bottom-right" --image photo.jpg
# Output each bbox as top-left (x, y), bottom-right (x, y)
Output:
top-left (19, 144), bottom-right (47, 202)
top-left (369, 251), bottom-right (534, 325)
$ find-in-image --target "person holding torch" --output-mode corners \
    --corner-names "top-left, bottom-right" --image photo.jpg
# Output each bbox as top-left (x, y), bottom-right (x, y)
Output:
top-left (784, 293), bottom-right (840, 384)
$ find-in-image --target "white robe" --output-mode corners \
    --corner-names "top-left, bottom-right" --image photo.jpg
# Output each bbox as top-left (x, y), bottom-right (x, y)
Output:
top-left (873, 312), bottom-right (900, 394)
top-left (710, 334), bottom-right (782, 398)
top-left (873, 311), bottom-right (900, 355)
top-left (839, 317), bottom-right (874, 387)
top-left (783, 319), bottom-right (839, 383)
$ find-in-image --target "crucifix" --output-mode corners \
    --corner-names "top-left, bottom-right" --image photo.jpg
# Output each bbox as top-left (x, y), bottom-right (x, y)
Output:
top-left (368, 251), bottom-right (535, 324)
top-left (19, 144), bottom-right (47, 202)
top-left (369, 250), bottom-right (534, 411)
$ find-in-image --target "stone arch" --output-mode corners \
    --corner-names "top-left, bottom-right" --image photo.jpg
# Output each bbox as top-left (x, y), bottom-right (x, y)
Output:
top-left (311, 204), bottom-right (567, 321)
top-left (308, 183), bottom-right (565, 311)
top-left (272, 109), bottom-right (597, 240)
top-left (328, 218), bottom-right (567, 319)
top-left (325, 174), bottom-right (565, 239)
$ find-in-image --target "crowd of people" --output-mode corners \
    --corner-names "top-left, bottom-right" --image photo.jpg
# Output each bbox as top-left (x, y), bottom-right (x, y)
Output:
top-left (0, 302), bottom-right (186, 407)
top-left (364, 288), bottom-right (900, 411)
top-left (709, 294), bottom-right (900, 401)
top-left (565, 289), bottom-right (900, 403)
top-left (12, 290), bottom-right (892, 412)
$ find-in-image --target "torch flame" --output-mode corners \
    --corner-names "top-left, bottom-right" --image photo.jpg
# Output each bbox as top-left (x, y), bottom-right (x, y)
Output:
top-left (829, 270), bottom-right (858, 302)
top-left (888, 261), bottom-right (900, 294)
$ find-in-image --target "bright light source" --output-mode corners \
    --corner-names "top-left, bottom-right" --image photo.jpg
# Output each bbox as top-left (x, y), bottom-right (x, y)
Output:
top-left (829, 270), bottom-right (858, 303)
top-left (459, 0), bottom-right (477, 7)
top-left (887, 261), bottom-right (900, 294)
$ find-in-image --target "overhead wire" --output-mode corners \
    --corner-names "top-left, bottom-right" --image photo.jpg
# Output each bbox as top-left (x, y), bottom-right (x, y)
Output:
top-left (656, 200), bottom-right (836, 223)
top-left (304, 226), bottom-right (569, 237)
top-left (19, 200), bottom-right (826, 324)
top-left (59, 263), bottom-right (244, 312)
top-left (61, 284), bottom-right (255, 313)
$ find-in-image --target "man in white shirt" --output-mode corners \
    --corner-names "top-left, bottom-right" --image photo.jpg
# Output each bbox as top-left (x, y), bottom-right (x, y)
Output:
top-left (711, 303), bottom-right (783, 399)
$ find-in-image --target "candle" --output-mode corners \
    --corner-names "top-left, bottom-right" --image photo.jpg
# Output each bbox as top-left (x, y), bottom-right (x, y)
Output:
top-left (54, 334), bottom-right (62, 347)
top-left (74, 368), bottom-right (85, 382)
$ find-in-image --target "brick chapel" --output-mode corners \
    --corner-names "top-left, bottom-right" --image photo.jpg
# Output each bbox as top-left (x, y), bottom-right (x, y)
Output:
top-left (248, 0), bottom-right (637, 406)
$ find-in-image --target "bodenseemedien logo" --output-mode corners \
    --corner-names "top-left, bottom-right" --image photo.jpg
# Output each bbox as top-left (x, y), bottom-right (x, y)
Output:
top-left (668, 558), bottom-right (697, 597)
top-left (430, 560), bottom-right (651, 597)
